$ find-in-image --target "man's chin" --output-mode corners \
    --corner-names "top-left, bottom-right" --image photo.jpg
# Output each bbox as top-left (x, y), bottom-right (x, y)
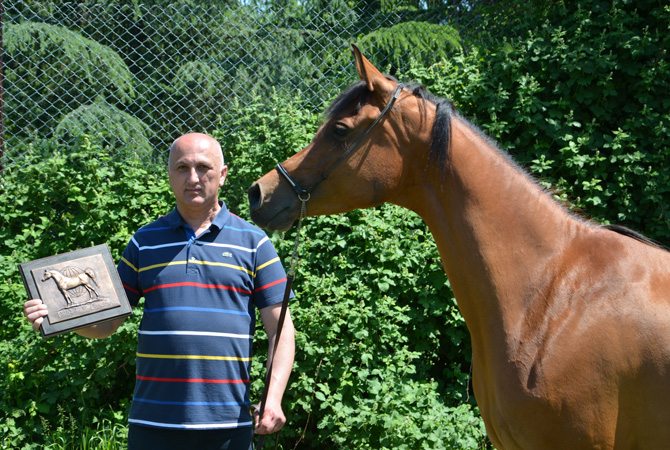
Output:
top-left (177, 195), bottom-right (220, 211)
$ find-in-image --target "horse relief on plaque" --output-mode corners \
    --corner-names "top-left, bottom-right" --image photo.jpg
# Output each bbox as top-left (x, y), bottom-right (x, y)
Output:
top-left (35, 255), bottom-right (120, 323)
top-left (19, 244), bottom-right (132, 338)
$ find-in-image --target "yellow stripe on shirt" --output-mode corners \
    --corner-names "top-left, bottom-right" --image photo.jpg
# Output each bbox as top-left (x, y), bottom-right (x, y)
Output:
top-left (256, 256), bottom-right (280, 272)
top-left (189, 260), bottom-right (254, 276)
top-left (137, 260), bottom-right (254, 277)
top-left (139, 261), bottom-right (187, 272)
top-left (120, 256), bottom-right (139, 273)
top-left (137, 352), bottom-right (251, 362)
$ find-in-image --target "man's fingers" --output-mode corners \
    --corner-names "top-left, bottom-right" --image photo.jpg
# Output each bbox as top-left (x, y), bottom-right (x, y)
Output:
top-left (33, 316), bottom-right (44, 331)
top-left (24, 299), bottom-right (43, 308)
top-left (24, 300), bottom-right (46, 316)
top-left (24, 299), bottom-right (48, 332)
top-left (25, 306), bottom-right (48, 321)
top-left (254, 410), bottom-right (286, 435)
top-left (249, 403), bottom-right (261, 427)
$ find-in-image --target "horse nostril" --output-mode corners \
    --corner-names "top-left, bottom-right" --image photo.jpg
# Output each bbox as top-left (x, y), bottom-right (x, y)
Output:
top-left (248, 183), bottom-right (262, 211)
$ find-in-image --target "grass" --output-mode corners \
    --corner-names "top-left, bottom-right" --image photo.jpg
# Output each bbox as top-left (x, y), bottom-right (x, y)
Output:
top-left (10, 406), bottom-right (128, 450)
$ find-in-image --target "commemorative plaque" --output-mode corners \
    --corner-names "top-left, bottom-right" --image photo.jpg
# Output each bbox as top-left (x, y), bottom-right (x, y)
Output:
top-left (19, 244), bottom-right (132, 338)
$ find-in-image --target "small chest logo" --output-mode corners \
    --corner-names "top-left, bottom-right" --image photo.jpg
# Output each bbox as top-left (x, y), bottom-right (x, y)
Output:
top-left (222, 252), bottom-right (233, 258)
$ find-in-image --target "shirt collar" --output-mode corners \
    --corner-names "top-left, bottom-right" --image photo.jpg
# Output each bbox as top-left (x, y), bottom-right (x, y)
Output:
top-left (166, 200), bottom-right (231, 231)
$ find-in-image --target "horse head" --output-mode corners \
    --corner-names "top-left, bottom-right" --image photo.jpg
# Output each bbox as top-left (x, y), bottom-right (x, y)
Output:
top-left (248, 44), bottom-right (433, 232)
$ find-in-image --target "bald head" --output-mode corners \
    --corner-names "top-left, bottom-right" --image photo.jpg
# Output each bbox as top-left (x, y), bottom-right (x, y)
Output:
top-left (166, 133), bottom-right (228, 220)
top-left (169, 133), bottom-right (224, 170)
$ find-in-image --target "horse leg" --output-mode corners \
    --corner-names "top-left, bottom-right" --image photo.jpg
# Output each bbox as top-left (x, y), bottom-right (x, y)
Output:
top-left (84, 283), bottom-right (99, 299)
top-left (62, 288), bottom-right (72, 305)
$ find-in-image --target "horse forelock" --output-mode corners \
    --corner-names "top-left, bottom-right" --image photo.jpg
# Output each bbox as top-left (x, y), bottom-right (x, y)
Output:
top-left (324, 80), bottom-right (368, 120)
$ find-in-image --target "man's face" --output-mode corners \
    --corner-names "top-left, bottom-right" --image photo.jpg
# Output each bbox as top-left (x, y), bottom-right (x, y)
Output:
top-left (167, 138), bottom-right (227, 212)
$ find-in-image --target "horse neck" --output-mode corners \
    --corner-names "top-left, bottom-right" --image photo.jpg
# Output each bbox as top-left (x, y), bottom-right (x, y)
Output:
top-left (395, 116), bottom-right (578, 354)
top-left (47, 270), bottom-right (60, 281)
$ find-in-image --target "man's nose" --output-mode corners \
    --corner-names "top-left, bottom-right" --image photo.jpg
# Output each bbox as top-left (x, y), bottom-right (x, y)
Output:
top-left (187, 168), bottom-right (199, 183)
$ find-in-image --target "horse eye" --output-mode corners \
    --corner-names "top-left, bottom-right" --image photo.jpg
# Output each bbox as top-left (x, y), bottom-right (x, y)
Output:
top-left (333, 123), bottom-right (349, 137)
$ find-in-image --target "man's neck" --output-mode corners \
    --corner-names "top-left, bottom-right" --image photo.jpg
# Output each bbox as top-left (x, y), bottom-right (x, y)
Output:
top-left (177, 201), bottom-right (222, 237)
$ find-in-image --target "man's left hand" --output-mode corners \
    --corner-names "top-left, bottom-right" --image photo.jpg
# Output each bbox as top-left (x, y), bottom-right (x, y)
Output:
top-left (253, 402), bottom-right (286, 435)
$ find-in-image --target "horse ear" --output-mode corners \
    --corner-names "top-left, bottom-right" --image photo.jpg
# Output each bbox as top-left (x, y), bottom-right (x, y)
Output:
top-left (351, 43), bottom-right (394, 97)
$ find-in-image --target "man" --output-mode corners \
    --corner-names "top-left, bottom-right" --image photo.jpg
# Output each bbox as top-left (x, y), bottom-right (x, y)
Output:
top-left (24, 133), bottom-right (295, 449)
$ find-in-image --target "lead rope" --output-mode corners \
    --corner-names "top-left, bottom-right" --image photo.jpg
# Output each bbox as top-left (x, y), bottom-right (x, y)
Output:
top-left (255, 196), bottom-right (309, 450)
top-left (287, 196), bottom-right (309, 279)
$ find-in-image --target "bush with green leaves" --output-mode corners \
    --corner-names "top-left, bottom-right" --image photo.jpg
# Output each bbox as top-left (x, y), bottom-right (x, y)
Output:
top-left (268, 208), bottom-right (485, 449)
top-left (0, 136), bottom-right (171, 449)
top-left (403, 0), bottom-right (670, 247)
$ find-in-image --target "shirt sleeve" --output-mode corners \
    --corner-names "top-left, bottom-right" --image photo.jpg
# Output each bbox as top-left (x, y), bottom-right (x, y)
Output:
top-left (252, 234), bottom-right (293, 309)
top-left (117, 235), bottom-right (142, 307)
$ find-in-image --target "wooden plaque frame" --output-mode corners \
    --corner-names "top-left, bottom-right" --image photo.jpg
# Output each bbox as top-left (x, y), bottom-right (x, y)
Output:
top-left (19, 244), bottom-right (132, 338)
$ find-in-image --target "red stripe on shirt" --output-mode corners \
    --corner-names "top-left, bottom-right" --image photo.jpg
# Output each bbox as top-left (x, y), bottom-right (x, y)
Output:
top-left (137, 375), bottom-right (250, 384)
top-left (123, 283), bottom-right (140, 295)
top-left (254, 277), bottom-right (287, 293)
top-left (144, 281), bottom-right (252, 295)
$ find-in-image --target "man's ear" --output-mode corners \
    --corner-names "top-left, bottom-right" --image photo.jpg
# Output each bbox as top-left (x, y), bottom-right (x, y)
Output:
top-left (220, 165), bottom-right (228, 187)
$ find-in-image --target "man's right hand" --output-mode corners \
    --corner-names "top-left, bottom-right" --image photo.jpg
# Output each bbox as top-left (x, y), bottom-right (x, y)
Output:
top-left (24, 299), bottom-right (48, 332)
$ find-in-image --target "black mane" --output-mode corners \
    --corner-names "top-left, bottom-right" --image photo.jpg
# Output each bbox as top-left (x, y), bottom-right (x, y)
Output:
top-left (603, 224), bottom-right (668, 251)
top-left (404, 82), bottom-right (454, 170)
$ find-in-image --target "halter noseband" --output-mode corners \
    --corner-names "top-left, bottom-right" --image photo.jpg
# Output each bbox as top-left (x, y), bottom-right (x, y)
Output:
top-left (276, 83), bottom-right (404, 202)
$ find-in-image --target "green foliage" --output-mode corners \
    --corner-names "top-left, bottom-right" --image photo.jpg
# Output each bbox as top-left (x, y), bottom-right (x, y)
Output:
top-left (0, 136), bottom-right (170, 449)
top-left (55, 100), bottom-right (153, 159)
top-left (5, 21), bottom-right (136, 137)
top-left (262, 208), bottom-right (484, 449)
top-left (404, 0), bottom-right (670, 247)
top-left (357, 21), bottom-right (461, 74)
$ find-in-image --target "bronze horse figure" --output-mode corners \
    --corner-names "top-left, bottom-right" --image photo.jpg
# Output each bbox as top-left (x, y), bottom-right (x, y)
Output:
top-left (42, 268), bottom-right (99, 306)
top-left (248, 45), bottom-right (670, 449)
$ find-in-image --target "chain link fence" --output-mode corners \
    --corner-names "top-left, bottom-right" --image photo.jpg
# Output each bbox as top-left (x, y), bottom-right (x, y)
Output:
top-left (3, 1), bottom-right (485, 171)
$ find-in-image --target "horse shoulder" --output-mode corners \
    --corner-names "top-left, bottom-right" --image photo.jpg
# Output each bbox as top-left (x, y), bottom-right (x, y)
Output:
top-left (489, 227), bottom-right (670, 447)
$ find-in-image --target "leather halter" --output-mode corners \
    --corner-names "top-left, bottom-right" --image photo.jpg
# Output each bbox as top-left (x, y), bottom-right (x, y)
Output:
top-left (276, 83), bottom-right (404, 201)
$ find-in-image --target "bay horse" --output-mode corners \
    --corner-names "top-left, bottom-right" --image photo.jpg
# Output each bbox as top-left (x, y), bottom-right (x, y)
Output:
top-left (248, 44), bottom-right (670, 449)
top-left (42, 268), bottom-right (99, 306)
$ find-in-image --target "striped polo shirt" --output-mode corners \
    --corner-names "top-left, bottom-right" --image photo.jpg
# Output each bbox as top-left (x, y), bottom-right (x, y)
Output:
top-left (117, 202), bottom-right (290, 430)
